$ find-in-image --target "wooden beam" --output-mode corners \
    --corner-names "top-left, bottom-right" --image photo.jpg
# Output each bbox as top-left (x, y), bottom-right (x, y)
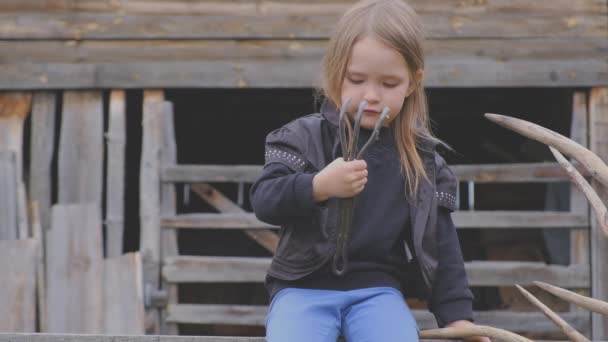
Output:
top-left (166, 304), bottom-right (589, 334)
top-left (162, 256), bottom-right (588, 287)
top-left (452, 211), bottom-right (588, 228)
top-left (105, 90), bottom-right (126, 258)
top-left (0, 0), bottom-right (605, 39)
top-left (589, 88), bottom-right (608, 339)
top-left (163, 165), bottom-right (262, 183)
top-left (190, 183), bottom-right (278, 253)
top-left (161, 213), bottom-right (277, 230)
top-left (0, 38), bottom-right (605, 89)
top-left (0, 151), bottom-right (18, 240)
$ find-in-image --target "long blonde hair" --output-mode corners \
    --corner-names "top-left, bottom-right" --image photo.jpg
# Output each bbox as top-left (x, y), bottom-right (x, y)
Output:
top-left (320, 0), bottom-right (441, 195)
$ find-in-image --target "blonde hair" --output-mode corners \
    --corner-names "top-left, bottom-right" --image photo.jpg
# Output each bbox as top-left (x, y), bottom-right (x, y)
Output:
top-left (320, 0), bottom-right (441, 195)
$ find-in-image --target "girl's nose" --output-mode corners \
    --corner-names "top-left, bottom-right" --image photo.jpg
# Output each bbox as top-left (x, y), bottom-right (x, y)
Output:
top-left (363, 86), bottom-right (380, 103)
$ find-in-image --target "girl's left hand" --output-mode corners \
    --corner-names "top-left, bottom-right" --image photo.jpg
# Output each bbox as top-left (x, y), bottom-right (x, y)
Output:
top-left (445, 320), bottom-right (492, 342)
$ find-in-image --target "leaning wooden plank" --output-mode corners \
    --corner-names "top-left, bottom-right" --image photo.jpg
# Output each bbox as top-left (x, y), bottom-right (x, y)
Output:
top-left (0, 239), bottom-right (37, 332)
top-left (452, 211), bottom-right (588, 228)
top-left (191, 183), bottom-right (278, 253)
top-left (17, 181), bottom-right (29, 239)
top-left (30, 202), bottom-right (47, 332)
top-left (0, 92), bottom-right (31, 178)
top-left (158, 100), bottom-right (179, 335)
top-left (105, 90), bottom-right (126, 258)
top-left (58, 91), bottom-right (103, 205)
top-left (0, 1), bottom-right (605, 40)
top-left (589, 87), bottom-right (608, 339)
top-left (140, 98), bottom-right (164, 334)
top-left (166, 304), bottom-right (588, 334)
top-left (28, 92), bottom-right (56, 234)
top-left (104, 252), bottom-right (145, 334)
top-left (162, 256), bottom-right (589, 287)
top-left (47, 204), bottom-right (103, 333)
top-left (161, 213), bottom-right (277, 229)
top-left (0, 151), bottom-right (18, 240)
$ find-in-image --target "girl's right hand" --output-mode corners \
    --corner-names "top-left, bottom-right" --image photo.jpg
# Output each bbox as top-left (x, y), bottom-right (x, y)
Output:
top-left (312, 158), bottom-right (368, 202)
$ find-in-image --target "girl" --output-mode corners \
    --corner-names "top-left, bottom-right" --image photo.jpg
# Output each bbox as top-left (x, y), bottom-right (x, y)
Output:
top-left (251, 1), bottom-right (490, 341)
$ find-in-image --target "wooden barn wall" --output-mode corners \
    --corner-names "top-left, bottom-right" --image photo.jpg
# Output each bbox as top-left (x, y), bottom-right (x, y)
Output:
top-left (0, 0), bottom-right (606, 89)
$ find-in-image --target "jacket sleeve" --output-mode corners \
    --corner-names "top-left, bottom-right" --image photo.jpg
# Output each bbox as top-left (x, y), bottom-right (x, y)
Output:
top-left (429, 153), bottom-right (474, 327)
top-left (250, 126), bottom-right (320, 226)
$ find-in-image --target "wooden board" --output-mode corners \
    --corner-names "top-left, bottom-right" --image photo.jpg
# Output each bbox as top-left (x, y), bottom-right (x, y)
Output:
top-left (0, 92), bottom-right (31, 178)
top-left (0, 239), bottom-right (37, 332)
top-left (0, 0), bottom-right (605, 39)
top-left (589, 87), bottom-right (608, 339)
top-left (162, 256), bottom-right (588, 287)
top-left (105, 90), bottom-right (126, 257)
top-left (103, 252), bottom-right (146, 334)
top-left (46, 204), bottom-right (103, 333)
top-left (28, 92), bottom-right (56, 235)
top-left (166, 304), bottom-right (589, 334)
top-left (0, 38), bottom-right (606, 89)
top-left (0, 150), bottom-right (18, 240)
top-left (57, 91), bottom-right (103, 206)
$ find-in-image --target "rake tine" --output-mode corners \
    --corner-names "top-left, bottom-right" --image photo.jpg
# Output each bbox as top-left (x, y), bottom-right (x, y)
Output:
top-left (338, 97), bottom-right (351, 160)
top-left (349, 100), bottom-right (367, 161)
top-left (356, 106), bottom-right (390, 159)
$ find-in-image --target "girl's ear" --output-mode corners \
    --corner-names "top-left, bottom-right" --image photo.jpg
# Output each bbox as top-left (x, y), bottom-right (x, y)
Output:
top-left (406, 69), bottom-right (424, 97)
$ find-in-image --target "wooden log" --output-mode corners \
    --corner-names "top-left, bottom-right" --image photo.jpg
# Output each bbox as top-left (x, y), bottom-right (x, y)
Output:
top-left (47, 204), bottom-right (103, 333)
top-left (0, 38), bottom-right (605, 89)
top-left (0, 239), bottom-right (37, 332)
top-left (166, 304), bottom-right (589, 334)
top-left (0, 150), bottom-right (18, 240)
top-left (28, 92), bottom-right (56, 234)
top-left (105, 90), bottom-right (126, 257)
top-left (159, 100), bottom-right (179, 335)
top-left (58, 91), bottom-right (104, 205)
top-left (589, 88), bottom-right (608, 339)
top-left (0, 1), bottom-right (605, 39)
top-left (140, 96), bottom-right (164, 334)
top-left (191, 183), bottom-right (278, 253)
top-left (162, 256), bottom-right (589, 287)
top-left (103, 252), bottom-right (146, 334)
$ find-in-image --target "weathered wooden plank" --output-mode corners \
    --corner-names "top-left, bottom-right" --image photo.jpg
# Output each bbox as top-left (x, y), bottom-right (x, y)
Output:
top-left (0, 151), bottom-right (18, 240)
top-left (30, 202), bottom-right (47, 333)
top-left (104, 252), bottom-right (146, 334)
top-left (190, 183), bottom-right (279, 253)
top-left (452, 211), bottom-right (589, 228)
top-left (164, 162), bottom-right (590, 184)
top-left (166, 304), bottom-right (589, 334)
top-left (0, 92), bottom-right (31, 178)
top-left (158, 99), bottom-right (179, 335)
top-left (140, 96), bottom-right (164, 334)
top-left (105, 90), bottom-right (126, 258)
top-left (17, 181), bottom-right (29, 239)
top-left (0, 0), bottom-right (605, 39)
top-left (161, 213), bottom-right (277, 229)
top-left (162, 256), bottom-right (589, 287)
top-left (589, 87), bottom-right (608, 339)
top-left (0, 38), bottom-right (606, 89)
top-left (28, 92), bottom-right (56, 235)
top-left (161, 210), bottom-right (588, 229)
top-left (58, 91), bottom-right (104, 205)
top-left (47, 204), bottom-right (103, 333)
top-left (0, 239), bottom-right (37, 332)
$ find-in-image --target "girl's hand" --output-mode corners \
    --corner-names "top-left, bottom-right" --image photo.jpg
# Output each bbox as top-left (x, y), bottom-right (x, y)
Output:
top-left (445, 320), bottom-right (492, 342)
top-left (313, 157), bottom-right (367, 201)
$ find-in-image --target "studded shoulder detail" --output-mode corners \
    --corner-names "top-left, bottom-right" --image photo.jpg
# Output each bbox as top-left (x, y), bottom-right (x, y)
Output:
top-left (436, 191), bottom-right (457, 211)
top-left (265, 148), bottom-right (307, 172)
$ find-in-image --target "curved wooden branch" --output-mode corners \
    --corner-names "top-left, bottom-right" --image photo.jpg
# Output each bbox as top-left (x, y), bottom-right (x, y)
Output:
top-left (550, 147), bottom-right (608, 237)
top-left (534, 281), bottom-right (608, 316)
top-left (484, 113), bottom-right (608, 189)
top-left (515, 284), bottom-right (590, 342)
top-left (420, 325), bottom-right (533, 342)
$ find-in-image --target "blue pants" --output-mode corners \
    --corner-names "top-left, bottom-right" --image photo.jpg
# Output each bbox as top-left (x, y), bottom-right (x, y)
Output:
top-left (266, 287), bottom-right (419, 342)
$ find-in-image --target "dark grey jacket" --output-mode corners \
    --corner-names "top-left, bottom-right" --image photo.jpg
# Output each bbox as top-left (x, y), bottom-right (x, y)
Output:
top-left (251, 101), bottom-right (473, 327)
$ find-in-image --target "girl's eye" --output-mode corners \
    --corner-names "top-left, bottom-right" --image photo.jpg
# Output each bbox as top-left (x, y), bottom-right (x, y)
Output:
top-left (348, 78), bottom-right (364, 84)
top-left (384, 83), bottom-right (399, 88)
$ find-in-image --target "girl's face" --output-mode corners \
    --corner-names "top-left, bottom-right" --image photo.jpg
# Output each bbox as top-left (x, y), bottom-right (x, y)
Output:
top-left (341, 35), bottom-right (418, 130)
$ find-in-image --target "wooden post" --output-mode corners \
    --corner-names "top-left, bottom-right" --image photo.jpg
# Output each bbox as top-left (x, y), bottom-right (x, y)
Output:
top-left (29, 92), bottom-right (56, 235)
top-left (58, 91), bottom-right (103, 205)
top-left (159, 101), bottom-right (179, 335)
top-left (105, 90), bottom-right (126, 257)
top-left (569, 92), bottom-right (591, 330)
top-left (140, 92), bottom-right (164, 334)
top-left (589, 87), bottom-right (608, 340)
top-left (0, 150), bottom-right (18, 240)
